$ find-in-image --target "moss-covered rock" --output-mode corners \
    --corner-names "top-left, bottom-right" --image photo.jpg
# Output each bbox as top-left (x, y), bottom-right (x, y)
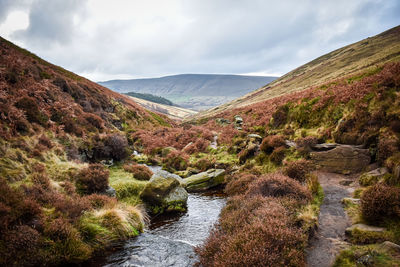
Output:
top-left (139, 173), bottom-right (188, 214)
top-left (184, 169), bottom-right (225, 192)
top-left (359, 167), bottom-right (388, 186)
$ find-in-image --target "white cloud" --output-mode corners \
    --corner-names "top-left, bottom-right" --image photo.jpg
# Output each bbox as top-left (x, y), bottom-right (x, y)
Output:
top-left (0, 0), bottom-right (399, 81)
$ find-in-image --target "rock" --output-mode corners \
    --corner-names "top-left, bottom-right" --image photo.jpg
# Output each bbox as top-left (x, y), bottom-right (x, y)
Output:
top-left (339, 179), bottom-right (354, 186)
top-left (310, 145), bottom-right (370, 174)
top-left (156, 169), bottom-right (185, 185)
top-left (285, 140), bottom-right (297, 148)
top-left (184, 169), bottom-right (225, 192)
top-left (210, 135), bottom-right (218, 149)
top-left (247, 134), bottom-right (262, 140)
top-left (234, 115), bottom-right (243, 130)
top-left (140, 173), bottom-right (188, 214)
top-left (311, 143), bottom-right (339, 151)
top-left (215, 118), bottom-right (231, 125)
top-left (379, 241), bottom-right (400, 253)
top-left (234, 115), bottom-right (243, 123)
top-left (345, 224), bottom-right (386, 235)
top-left (342, 197), bottom-right (360, 205)
top-left (104, 186), bottom-right (116, 197)
top-left (100, 159), bottom-right (114, 167)
top-left (359, 167), bottom-right (388, 186)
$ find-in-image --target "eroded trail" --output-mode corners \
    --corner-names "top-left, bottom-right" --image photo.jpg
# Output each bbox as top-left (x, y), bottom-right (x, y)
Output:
top-left (306, 172), bottom-right (357, 267)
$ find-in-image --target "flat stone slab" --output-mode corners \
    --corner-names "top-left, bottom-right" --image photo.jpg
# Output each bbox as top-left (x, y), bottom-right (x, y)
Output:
top-left (184, 169), bottom-right (225, 192)
top-left (345, 224), bottom-right (386, 235)
top-left (342, 197), bottom-right (360, 205)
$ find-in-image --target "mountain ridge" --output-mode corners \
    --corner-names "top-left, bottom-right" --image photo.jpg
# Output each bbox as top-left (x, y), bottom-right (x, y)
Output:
top-left (99, 73), bottom-right (277, 111)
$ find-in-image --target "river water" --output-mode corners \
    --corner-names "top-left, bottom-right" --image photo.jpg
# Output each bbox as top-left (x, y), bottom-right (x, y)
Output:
top-left (95, 165), bottom-right (226, 267)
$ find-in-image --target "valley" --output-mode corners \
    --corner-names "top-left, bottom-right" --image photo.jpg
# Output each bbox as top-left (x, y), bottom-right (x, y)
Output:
top-left (1, 24), bottom-right (400, 267)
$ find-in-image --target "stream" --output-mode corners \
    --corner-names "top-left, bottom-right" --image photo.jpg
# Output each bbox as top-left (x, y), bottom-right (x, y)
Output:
top-left (93, 165), bottom-right (226, 267)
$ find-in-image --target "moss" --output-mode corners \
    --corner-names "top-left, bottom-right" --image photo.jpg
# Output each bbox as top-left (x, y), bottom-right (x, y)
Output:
top-left (334, 244), bottom-right (398, 267)
top-left (149, 111), bottom-right (170, 127)
top-left (148, 200), bottom-right (187, 215)
top-left (108, 166), bottom-right (147, 202)
top-left (348, 228), bottom-right (393, 245)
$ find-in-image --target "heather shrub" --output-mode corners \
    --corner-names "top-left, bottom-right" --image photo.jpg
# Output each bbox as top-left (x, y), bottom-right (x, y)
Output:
top-left (84, 113), bottom-right (104, 130)
top-left (295, 136), bottom-right (318, 156)
top-left (76, 164), bottom-right (109, 194)
top-left (224, 173), bottom-right (257, 196)
top-left (260, 135), bottom-right (285, 153)
top-left (284, 159), bottom-right (314, 183)
top-left (0, 179), bottom-right (42, 232)
top-left (192, 157), bottom-right (215, 172)
top-left (0, 225), bottom-right (42, 266)
top-left (38, 134), bottom-right (53, 148)
top-left (238, 143), bottom-right (258, 163)
top-left (52, 194), bottom-right (91, 222)
top-left (123, 163), bottom-right (153, 181)
top-left (85, 194), bottom-right (117, 209)
top-left (104, 133), bottom-right (129, 160)
top-left (246, 173), bottom-right (311, 203)
top-left (162, 150), bottom-right (188, 172)
top-left (361, 184), bottom-right (400, 223)
top-left (14, 96), bottom-right (48, 126)
top-left (196, 196), bottom-right (306, 267)
top-left (270, 146), bottom-right (286, 164)
top-left (377, 134), bottom-right (399, 163)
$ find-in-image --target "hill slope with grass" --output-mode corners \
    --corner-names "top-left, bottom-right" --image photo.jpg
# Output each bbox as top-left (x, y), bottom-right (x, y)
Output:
top-left (0, 36), bottom-right (172, 266)
top-left (99, 74), bottom-right (277, 111)
top-left (195, 25), bottom-right (400, 119)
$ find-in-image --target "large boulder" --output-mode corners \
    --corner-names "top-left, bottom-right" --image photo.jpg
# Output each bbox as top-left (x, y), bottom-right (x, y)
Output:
top-left (310, 145), bottom-right (370, 174)
top-left (184, 169), bottom-right (225, 192)
top-left (140, 172), bottom-right (188, 214)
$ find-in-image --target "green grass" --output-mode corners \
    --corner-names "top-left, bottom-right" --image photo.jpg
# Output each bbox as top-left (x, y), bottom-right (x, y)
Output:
top-left (108, 166), bottom-right (147, 205)
top-left (333, 244), bottom-right (400, 267)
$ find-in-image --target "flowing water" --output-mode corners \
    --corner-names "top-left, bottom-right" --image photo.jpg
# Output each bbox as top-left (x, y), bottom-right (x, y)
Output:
top-left (93, 165), bottom-right (226, 267)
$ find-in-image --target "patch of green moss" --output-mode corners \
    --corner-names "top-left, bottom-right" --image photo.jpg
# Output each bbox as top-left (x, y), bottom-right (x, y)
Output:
top-left (334, 244), bottom-right (398, 267)
top-left (108, 166), bottom-right (147, 202)
top-left (149, 111), bottom-right (170, 127)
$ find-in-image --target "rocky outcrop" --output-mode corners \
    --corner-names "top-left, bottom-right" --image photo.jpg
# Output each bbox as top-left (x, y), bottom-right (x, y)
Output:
top-left (310, 145), bottom-right (370, 174)
top-left (234, 115), bottom-right (243, 130)
top-left (140, 172), bottom-right (188, 214)
top-left (184, 169), bottom-right (225, 192)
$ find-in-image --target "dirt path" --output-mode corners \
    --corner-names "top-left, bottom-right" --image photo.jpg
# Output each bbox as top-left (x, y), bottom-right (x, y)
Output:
top-left (306, 171), bottom-right (358, 267)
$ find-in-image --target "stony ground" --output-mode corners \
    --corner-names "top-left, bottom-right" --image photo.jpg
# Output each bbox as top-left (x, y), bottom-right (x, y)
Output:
top-left (306, 172), bottom-right (359, 267)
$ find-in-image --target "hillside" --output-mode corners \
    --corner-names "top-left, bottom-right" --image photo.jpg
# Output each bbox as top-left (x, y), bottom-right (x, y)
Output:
top-left (124, 91), bottom-right (176, 106)
top-left (127, 95), bottom-right (197, 120)
top-left (0, 36), bottom-right (171, 266)
top-left (99, 74), bottom-right (277, 110)
top-left (195, 25), bottom-right (400, 119)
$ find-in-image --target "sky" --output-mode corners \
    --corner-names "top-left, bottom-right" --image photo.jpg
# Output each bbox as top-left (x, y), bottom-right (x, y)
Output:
top-left (0, 0), bottom-right (399, 81)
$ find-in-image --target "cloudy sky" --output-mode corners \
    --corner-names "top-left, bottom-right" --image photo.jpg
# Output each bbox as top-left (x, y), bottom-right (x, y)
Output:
top-left (0, 0), bottom-right (399, 81)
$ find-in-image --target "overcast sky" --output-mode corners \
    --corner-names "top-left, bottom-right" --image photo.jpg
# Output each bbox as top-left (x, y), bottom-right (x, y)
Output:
top-left (0, 0), bottom-right (399, 81)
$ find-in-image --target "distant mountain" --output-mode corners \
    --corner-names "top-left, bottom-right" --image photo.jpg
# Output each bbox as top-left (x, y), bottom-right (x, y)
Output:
top-left (99, 74), bottom-right (277, 111)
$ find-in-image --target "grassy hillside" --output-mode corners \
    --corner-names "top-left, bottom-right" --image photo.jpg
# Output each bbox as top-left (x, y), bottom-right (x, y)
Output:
top-left (195, 25), bottom-right (400, 119)
top-left (0, 37), bottom-right (172, 266)
top-left (125, 92), bottom-right (175, 106)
